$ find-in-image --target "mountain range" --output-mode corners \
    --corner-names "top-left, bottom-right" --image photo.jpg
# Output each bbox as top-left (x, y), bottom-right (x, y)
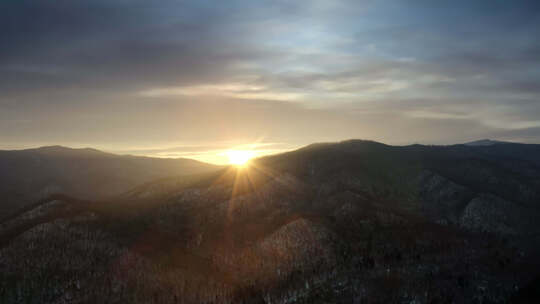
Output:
top-left (0, 146), bottom-right (218, 219)
top-left (1, 139), bottom-right (540, 303)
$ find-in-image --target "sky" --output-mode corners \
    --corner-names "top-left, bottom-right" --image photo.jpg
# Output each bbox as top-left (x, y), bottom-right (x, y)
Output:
top-left (1, 0), bottom-right (540, 164)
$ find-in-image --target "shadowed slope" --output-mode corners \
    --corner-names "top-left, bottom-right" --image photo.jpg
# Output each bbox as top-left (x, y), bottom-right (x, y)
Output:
top-left (0, 146), bottom-right (220, 217)
top-left (2, 140), bottom-right (540, 303)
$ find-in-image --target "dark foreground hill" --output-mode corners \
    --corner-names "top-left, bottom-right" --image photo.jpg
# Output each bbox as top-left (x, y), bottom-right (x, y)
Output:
top-left (1, 140), bottom-right (540, 303)
top-left (0, 146), bottom-right (219, 218)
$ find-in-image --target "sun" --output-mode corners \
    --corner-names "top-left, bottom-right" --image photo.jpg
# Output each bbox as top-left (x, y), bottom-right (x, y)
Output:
top-left (226, 150), bottom-right (254, 166)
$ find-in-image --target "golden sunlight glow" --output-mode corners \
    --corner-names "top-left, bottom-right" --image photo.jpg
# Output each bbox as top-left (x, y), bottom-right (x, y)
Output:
top-left (226, 150), bottom-right (254, 166)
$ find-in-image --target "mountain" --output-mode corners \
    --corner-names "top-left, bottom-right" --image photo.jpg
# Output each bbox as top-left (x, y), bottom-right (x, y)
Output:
top-left (464, 139), bottom-right (508, 146)
top-left (0, 146), bottom-right (219, 218)
top-left (1, 140), bottom-right (540, 303)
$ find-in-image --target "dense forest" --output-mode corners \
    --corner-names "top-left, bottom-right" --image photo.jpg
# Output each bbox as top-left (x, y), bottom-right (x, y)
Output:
top-left (1, 140), bottom-right (540, 303)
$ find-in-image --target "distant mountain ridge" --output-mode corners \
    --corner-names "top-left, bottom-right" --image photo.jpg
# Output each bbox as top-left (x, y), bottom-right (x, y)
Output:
top-left (464, 139), bottom-right (510, 146)
top-left (21, 145), bottom-right (112, 156)
top-left (0, 145), bottom-right (220, 218)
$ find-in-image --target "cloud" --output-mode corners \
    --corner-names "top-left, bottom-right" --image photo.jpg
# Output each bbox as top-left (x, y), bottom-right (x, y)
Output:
top-left (1, 0), bottom-right (540, 156)
top-left (139, 83), bottom-right (305, 102)
top-left (404, 110), bottom-right (471, 120)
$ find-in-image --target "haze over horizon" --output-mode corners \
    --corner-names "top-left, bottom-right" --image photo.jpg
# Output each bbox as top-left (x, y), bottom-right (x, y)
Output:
top-left (0, 138), bottom-right (524, 165)
top-left (2, 0), bottom-right (540, 164)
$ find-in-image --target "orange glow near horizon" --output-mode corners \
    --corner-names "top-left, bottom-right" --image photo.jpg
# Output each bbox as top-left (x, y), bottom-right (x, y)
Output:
top-left (103, 141), bottom-right (300, 165)
top-left (226, 150), bottom-right (254, 166)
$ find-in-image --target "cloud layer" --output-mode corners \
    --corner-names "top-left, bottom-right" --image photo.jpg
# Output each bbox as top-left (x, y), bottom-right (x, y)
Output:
top-left (1, 0), bottom-right (540, 161)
